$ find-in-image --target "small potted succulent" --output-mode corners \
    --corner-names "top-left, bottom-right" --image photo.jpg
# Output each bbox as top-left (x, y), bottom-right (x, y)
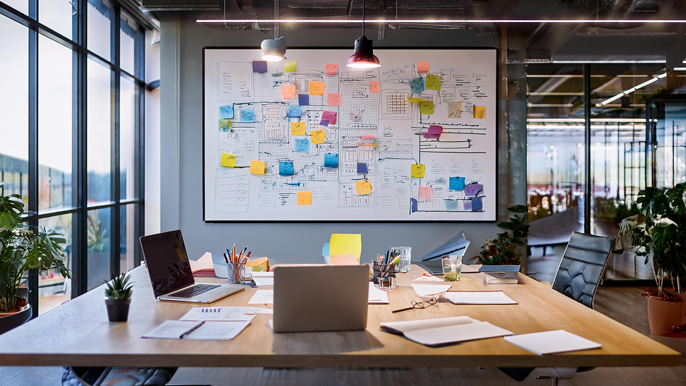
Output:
top-left (104, 272), bottom-right (133, 322)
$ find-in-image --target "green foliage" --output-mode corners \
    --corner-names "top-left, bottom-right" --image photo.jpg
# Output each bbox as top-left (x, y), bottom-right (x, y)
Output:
top-left (104, 272), bottom-right (133, 300)
top-left (87, 214), bottom-right (109, 252)
top-left (479, 205), bottom-right (530, 265)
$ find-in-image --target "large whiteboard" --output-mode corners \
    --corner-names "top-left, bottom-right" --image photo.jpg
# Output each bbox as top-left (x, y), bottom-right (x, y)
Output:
top-left (203, 48), bottom-right (497, 221)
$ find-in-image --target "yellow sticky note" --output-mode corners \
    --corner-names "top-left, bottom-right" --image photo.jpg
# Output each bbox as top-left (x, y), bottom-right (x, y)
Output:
top-left (425, 74), bottom-right (441, 91)
top-left (281, 84), bottom-right (296, 99)
top-left (218, 119), bottom-right (232, 130)
top-left (297, 191), bottom-right (312, 206)
top-left (291, 122), bottom-right (306, 136)
top-left (369, 81), bottom-right (380, 93)
top-left (355, 180), bottom-right (372, 195)
top-left (250, 160), bottom-right (266, 175)
top-left (411, 164), bottom-right (425, 178)
top-left (474, 106), bottom-right (486, 119)
top-left (407, 97), bottom-right (423, 103)
top-left (329, 234), bottom-right (362, 261)
top-left (417, 61), bottom-right (430, 73)
top-left (309, 81), bottom-right (325, 95)
top-left (220, 153), bottom-right (236, 168)
top-left (311, 129), bottom-right (325, 144)
top-left (419, 101), bottom-right (434, 114)
top-left (284, 61), bottom-right (297, 72)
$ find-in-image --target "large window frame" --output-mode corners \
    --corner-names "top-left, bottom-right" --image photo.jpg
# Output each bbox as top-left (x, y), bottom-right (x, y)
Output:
top-left (0, 0), bottom-right (145, 315)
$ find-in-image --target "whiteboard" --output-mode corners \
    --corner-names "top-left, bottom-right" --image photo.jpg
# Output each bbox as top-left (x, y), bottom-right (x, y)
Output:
top-left (203, 48), bottom-right (497, 221)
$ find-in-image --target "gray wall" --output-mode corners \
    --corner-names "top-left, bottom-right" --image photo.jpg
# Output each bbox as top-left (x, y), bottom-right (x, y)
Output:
top-left (158, 13), bottom-right (515, 264)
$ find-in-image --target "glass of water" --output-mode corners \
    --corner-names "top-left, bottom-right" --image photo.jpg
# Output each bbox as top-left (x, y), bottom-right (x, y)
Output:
top-left (442, 255), bottom-right (462, 281)
top-left (391, 246), bottom-right (412, 273)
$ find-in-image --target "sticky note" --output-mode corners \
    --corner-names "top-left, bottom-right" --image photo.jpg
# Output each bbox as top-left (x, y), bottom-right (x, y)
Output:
top-left (219, 105), bottom-right (234, 119)
top-left (327, 93), bottom-right (341, 106)
top-left (325, 63), bottom-right (338, 75)
top-left (471, 197), bottom-right (483, 211)
top-left (357, 162), bottom-right (368, 174)
top-left (311, 129), bottom-right (325, 145)
top-left (279, 161), bottom-right (295, 176)
top-left (309, 81), bottom-right (325, 95)
top-left (449, 176), bottom-right (466, 190)
top-left (418, 185), bottom-right (433, 199)
top-left (329, 233), bottom-right (362, 264)
top-left (474, 106), bottom-right (486, 119)
top-left (298, 94), bottom-right (309, 106)
top-left (407, 97), bottom-right (423, 103)
top-left (297, 191), bottom-right (312, 206)
top-left (448, 101), bottom-right (462, 118)
top-left (218, 119), bottom-right (231, 131)
top-left (411, 198), bottom-right (418, 212)
top-left (281, 84), bottom-right (296, 99)
top-left (409, 77), bottom-right (425, 94)
top-left (426, 125), bottom-right (443, 139)
top-left (284, 61), bottom-right (297, 72)
top-left (369, 81), bottom-right (380, 93)
top-left (446, 200), bottom-right (458, 211)
top-left (250, 160), bottom-right (266, 175)
top-left (411, 164), bottom-right (425, 178)
top-left (321, 111), bottom-right (337, 125)
top-left (324, 153), bottom-right (339, 168)
top-left (239, 109), bottom-right (255, 122)
top-left (320, 120), bottom-right (330, 127)
top-left (290, 122), bottom-right (306, 136)
top-left (419, 101), bottom-right (434, 115)
top-left (322, 243), bottom-right (330, 257)
top-left (425, 74), bottom-right (441, 92)
top-left (417, 61), bottom-right (430, 73)
top-left (287, 105), bottom-right (302, 118)
top-left (294, 138), bottom-right (310, 152)
top-left (356, 180), bottom-right (372, 195)
top-left (252, 60), bottom-right (268, 73)
top-left (220, 153), bottom-right (236, 168)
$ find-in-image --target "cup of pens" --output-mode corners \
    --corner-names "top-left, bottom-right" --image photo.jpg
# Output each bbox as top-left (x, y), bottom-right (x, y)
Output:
top-left (374, 250), bottom-right (398, 291)
top-left (224, 244), bottom-right (250, 285)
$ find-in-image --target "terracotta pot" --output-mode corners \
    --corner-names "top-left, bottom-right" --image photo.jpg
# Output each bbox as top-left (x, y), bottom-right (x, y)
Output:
top-left (646, 296), bottom-right (686, 335)
top-left (0, 304), bottom-right (32, 335)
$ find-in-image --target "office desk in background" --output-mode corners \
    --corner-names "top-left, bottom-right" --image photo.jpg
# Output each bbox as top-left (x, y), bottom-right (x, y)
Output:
top-left (0, 265), bottom-right (679, 368)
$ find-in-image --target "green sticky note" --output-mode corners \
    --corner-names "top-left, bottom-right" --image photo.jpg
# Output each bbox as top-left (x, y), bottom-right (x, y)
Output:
top-left (425, 74), bottom-right (441, 92)
top-left (284, 61), bottom-right (297, 73)
top-left (419, 101), bottom-right (434, 115)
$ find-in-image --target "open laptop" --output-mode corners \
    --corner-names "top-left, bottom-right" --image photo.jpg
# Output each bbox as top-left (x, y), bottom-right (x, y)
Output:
top-left (273, 265), bottom-right (369, 333)
top-left (139, 230), bottom-right (244, 303)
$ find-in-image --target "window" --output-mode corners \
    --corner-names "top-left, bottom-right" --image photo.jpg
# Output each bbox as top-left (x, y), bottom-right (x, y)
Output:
top-left (120, 77), bottom-right (138, 199)
top-left (87, 0), bottom-right (112, 61)
top-left (39, 0), bottom-right (75, 40)
top-left (87, 59), bottom-right (112, 203)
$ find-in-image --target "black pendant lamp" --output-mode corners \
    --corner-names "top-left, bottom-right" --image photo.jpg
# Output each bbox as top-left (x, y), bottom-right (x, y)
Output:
top-left (347, 0), bottom-right (380, 69)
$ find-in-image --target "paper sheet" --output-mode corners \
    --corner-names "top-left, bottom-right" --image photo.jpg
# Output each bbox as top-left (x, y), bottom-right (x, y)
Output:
top-left (142, 320), bottom-right (252, 341)
top-left (443, 291), bottom-right (517, 305)
top-left (190, 252), bottom-right (214, 272)
top-left (252, 276), bottom-right (275, 286)
top-left (411, 284), bottom-right (453, 297)
top-left (504, 330), bottom-right (601, 356)
top-left (248, 290), bottom-right (274, 304)
top-left (179, 307), bottom-right (269, 321)
top-left (368, 282), bottom-right (389, 304)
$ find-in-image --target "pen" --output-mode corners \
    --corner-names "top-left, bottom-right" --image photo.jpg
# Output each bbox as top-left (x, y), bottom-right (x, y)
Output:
top-left (180, 321), bottom-right (205, 339)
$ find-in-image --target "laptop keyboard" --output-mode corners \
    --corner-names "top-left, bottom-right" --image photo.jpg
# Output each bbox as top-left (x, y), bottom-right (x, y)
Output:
top-left (168, 284), bottom-right (220, 298)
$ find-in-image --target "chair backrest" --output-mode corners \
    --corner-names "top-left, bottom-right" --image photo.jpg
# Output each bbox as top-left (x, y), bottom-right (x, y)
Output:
top-left (551, 232), bottom-right (615, 309)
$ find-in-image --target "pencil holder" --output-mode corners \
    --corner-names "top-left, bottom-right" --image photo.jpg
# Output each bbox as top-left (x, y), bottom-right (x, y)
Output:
top-left (227, 262), bottom-right (246, 284)
top-left (373, 262), bottom-right (396, 290)
top-left (377, 276), bottom-right (395, 290)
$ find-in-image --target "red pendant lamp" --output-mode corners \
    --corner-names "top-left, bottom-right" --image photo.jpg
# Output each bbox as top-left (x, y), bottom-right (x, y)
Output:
top-left (346, 0), bottom-right (380, 69)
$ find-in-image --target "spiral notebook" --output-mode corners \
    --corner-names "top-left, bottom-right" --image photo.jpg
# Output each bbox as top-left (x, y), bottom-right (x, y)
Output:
top-left (142, 320), bottom-right (250, 340)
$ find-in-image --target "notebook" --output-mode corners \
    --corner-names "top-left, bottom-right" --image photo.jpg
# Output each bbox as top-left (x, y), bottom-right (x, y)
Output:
top-left (504, 330), bottom-right (602, 355)
top-left (142, 320), bottom-right (250, 340)
top-left (443, 291), bottom-right (517, 305)
top-left (380, 316), bottom-right (513, 347)
top-left (368, 282), bottom-right (389, 304)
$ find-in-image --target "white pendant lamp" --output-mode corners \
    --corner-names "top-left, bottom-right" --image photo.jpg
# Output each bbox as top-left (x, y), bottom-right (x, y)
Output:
top-left (347, 0), bottom-right (380, 69)
top-left (261, 0), bottom-right (286, 61)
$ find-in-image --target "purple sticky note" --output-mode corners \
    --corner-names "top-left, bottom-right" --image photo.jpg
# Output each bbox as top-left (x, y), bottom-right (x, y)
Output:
top-left (298, 94), bottom-right (309, 106)
top-left (252, 60), bottom-right (268, 73)
top-left (411, 198), bottom-right (418, 212)
top-left (425, 125), bottom-right (443, 139)
top-left (320, 120), bottom-right (330, 127)
top-left (357, 162), bottom-right (368, 174)
top-left (321, 111), bottom-right (337, 125)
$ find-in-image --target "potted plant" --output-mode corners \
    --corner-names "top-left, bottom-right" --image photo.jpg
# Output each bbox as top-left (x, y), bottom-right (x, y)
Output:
top-left (0, 184), bottom-right (69, 334)
top-left (477, 205), bottom-right (530, 266)
top-left (619, 183), bottom-right (686, 335)
top-left (104, 272), bottom-right (133, 322)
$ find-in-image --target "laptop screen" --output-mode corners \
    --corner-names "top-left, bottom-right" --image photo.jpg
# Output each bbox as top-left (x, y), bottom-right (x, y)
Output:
top-left (139, 230), bottom-right (195, 298)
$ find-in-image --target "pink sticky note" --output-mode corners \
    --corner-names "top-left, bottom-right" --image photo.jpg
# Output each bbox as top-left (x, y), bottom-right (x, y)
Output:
top-left (281, 84), bottom-right (296, 100)
top-left (327, 93), bottom-right (341, 106)
top-left (321, 111), bottom-right (337, 125)
top-left (418, 186), bottom-right (433, 199)
top-left (417, 61), bottom-right (430, 73)
top-left (325, 64), bottom-right (338, 75)
top-left (425, 125), bottom-right (443, 139)
top-left (369, 81), bottom-right (380, 93)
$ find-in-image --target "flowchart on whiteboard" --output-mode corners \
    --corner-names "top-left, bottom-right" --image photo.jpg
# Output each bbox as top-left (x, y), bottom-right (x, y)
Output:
top-left (203, 49), bottom-right (497, 221)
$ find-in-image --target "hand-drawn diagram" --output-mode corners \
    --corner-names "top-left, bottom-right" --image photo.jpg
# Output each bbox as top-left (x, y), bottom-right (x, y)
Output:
top-left (204, 49), bottom-right (496, 221)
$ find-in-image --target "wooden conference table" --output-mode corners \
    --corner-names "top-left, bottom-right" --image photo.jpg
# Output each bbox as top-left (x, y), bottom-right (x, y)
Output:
top-left (0, 264), bottom-right (679, 368)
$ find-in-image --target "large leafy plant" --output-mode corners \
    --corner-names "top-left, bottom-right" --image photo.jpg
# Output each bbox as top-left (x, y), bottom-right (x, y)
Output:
top-left (619, 183), bottom-right (686, 298)
top-left (478, 205), bottom-right (530, 265)
top-left (0, 184), bottom-right (69, 312)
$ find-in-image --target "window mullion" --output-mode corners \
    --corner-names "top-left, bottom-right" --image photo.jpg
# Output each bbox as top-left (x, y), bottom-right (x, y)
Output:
top-left (112, 5), bottom-right (121, 277)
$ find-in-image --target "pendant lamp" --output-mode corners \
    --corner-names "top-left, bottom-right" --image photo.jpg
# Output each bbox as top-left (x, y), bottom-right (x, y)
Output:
top-left (347, 0), bottom-right (380, 69)
top-left (261, 0), bottom-right (286, 61)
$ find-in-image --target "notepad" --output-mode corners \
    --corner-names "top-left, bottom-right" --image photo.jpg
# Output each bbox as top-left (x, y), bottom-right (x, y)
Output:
top-left (504, 330), bottom-right (601, 355)
top-left (142, 320), bottom-right (250, 340)
top-left (252, 276), bottom-right (274, 286)
top-left (411, 283), bottom-right (452, 297)
top-left (179, 307), bottom-right (271, 322)
top-left (368, 282), bottom-right (389, 304)
top-left (443, 291), bottom-right (517, 305)
top-left (248, 290), bottom-right (274, 304)
top-left (381, 316), bottom-right (513, 347)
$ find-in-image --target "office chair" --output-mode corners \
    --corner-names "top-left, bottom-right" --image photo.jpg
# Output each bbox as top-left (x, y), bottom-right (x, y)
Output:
top-left (63, 367), bottom-right (210, 386)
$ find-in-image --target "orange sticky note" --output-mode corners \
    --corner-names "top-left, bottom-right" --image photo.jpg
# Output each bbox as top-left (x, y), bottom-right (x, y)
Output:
top-left (417, 61), bottom-right (430, 73)
top-left (291, 122), bottom-right (306, 136)
top-left (356, 180), bottom-right (372, 195)
top-left (327, 93), bottom-right (341, 106)
top-left (311, 129), bottom-right (325, 144)
top-left (325, 64), bottom-right (338, 75)
top-left (250, 160), bottom-right (266, 175)
top-left (220, 153), bottom-right (236, 168)
top-left (411, 164), bottom-right (425, 178)
top-left (284, 61), bottom-right (297, 73)
top-left (309, 81), bottom-right (325, 95)
top-left (369, 81), bottom-right (380, 93)
top-left (419, 100), bottom-right (434, 114)
top-left (297, 191), bottom-right (312, 205)
top-left (474, 106), bottom-right (486, 119)
top-left (281, 84), bottom-right (296, 100)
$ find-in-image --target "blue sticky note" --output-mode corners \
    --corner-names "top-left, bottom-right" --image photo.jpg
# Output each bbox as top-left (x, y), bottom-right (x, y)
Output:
top-left (239, 109), bottom-right (255, 122)
top-left (279, 161), bottom-right (295, 176)
top-left (446, 200), bottom-right (458, 211)
top-left (324, 153), bottom-right (339, 168)
top-left (219, 105), bottom-right (234, 119)
top-left (449, 176), bottom-right (465, 191)
top-left (409, 77), bottom-right (425, 94)
top-left (357, 162), bottom-right (368, 174)
top-left (322, 243), bottom-right (330, 257)
top-left (252, 60), bottom-right (268, 73)
top-left (411, 198), bottom-right (418, 212)
top-left (298, 94), bottom-right (309, 106)
top-left (294, 138), bottom-right (310, 153)
top-left (471, 197), bottom-right (483, 212)
top-left (287, 105), bottom-right (302, 118)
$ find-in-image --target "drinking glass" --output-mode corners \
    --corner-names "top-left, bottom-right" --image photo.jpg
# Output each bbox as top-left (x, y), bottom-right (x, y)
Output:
top-left (391, 246), bottom-right (412, 273)
top-left (442, 255), bottom-right (462, 281)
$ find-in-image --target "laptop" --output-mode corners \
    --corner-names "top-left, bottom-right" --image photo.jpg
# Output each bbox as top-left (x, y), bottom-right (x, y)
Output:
top-left (272, 265), bottom-right (369, 333)
top-left (139, 230), bottom-right (244, 303)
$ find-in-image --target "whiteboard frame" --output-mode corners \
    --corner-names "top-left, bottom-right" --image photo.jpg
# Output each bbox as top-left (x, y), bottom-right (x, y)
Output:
top-left (202, 46), bottom-right (500, 223)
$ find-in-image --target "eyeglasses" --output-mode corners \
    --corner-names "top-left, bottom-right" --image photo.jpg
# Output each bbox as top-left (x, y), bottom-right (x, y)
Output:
top-left (393, 297), bottom-right (440, 313)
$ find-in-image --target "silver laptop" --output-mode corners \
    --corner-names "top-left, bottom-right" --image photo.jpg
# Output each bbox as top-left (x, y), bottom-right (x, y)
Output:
top-left (139, 230), bottom-right (244, 303)
top-left (273, 265), bottom-right (369, 333)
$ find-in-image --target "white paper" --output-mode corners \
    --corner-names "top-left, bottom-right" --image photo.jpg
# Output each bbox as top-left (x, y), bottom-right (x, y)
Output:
top-left (142, 320), bottom-right (202, 339)
top-left (368, 282), bottom-right (389, 304)
top-left (381, 316), bottom-right (477, 334)
top-left (251, 271), bottom-right (274, 277)
top-left (248, 290), bottom-right (274, 304)
top-left (443, 291), bottom-right (517, 305)
top-left (403, 321), bottom-right (513, 347)
top-left (184, 321), bottom-right (251, 341)
top-left (504, 330), bottom-right (601, 355)
top-left (413, 275), bottom-right (445, 282)
top-left (411, 284), bottom-right (453, 297)
top-left (252, 276), bottom-right (274, 286)
top-left (461, 264), bottom-right (482, 273)
top-left (180, 307), bottom-right (271, 321)
top-left (190, 252), bottom-right (214, 272)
